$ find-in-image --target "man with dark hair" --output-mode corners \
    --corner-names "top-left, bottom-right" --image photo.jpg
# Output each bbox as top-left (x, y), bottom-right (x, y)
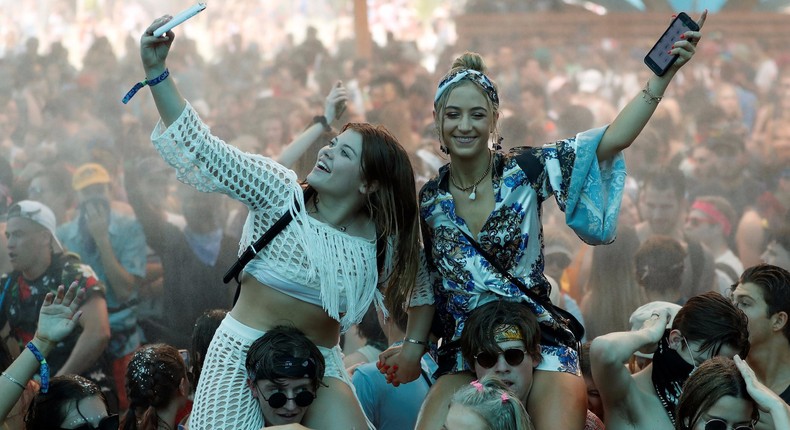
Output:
top-left (592, 291), bottom-right (750, 430)
top-left (685, 195), bottom-right (744, 294)
top-left (460, 300), bottom-right (541, 402)
top-left (460, 300), bottom-right (605, 430)
top-left (636, 166), bottom-right (717, 300)
top-left (635, 236), bottom-right (687, 304)
top-left (245, 325), bottom-right (326, 427)
top-left (731, 264), bottom-right (790, 413)
top-left (762, 225), bottom-right (790, 271)
top-left (1, 200), bottom-right (115, 407)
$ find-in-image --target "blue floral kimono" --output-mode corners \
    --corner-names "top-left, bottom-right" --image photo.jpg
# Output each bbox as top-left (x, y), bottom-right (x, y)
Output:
top-left (420, 126), bottom-right (626, 375)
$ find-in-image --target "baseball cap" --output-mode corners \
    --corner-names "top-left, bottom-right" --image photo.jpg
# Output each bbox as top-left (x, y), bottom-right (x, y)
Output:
top-left (6, 200), bottom-right (63, 252)
top-left (629, 301), bottom-right (682, 359)
top-left (72, 163), bottom-right (111, 191)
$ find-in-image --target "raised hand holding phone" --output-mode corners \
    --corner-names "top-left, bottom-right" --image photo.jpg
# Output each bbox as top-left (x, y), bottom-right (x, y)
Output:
top-left (644, 10), bottom-right (706, 76)
top-left (153, 3), bottom-right (207, 38)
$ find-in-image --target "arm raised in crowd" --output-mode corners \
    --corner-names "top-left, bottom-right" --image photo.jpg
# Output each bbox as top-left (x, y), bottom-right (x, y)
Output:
top-left (140, 16), bottom-right (187, 128)
top-left (276, 81), bottom-right (348, 169)
top-left (591, 308), bottom-right (670, 411)
top-left (55, 294), bottom-right (110, 376)
top-left (597, 10), bottom-right (707, 161)
top-left (0, 283), bottom-right (84, 422)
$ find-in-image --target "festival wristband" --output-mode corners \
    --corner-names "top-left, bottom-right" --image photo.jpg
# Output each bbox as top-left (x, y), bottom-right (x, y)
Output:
top-left (26, 341), bottom-right (50, 393)
top-left (122, 68), bottom-right (170, 104)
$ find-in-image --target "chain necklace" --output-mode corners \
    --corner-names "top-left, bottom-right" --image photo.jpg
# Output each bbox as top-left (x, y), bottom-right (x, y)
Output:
top-left (311, 198), bottom-right (352, 232)
top-left (449, 151), bottom-right (492, 200)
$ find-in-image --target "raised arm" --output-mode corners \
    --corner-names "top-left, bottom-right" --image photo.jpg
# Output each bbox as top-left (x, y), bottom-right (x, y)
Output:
top-left (276, 81), bottom-right (348, 169)
top-left (139, 16), bottom-right (187, 128)
top-left (0, 283), bottom-right (83, 422)
top-left (734, 355), bottom-right (790, 430)
top-left (591, 308), bottom-right (670, 407)
top-left (597, 10), bottom-right (707, 161)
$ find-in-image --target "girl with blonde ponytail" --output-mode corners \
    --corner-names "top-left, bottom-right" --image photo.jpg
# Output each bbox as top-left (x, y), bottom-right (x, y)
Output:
top-left (381, 10), bottom-right (707, 430)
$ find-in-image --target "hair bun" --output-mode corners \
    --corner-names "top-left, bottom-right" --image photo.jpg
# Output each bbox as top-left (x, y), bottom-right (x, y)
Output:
top-left (451, 52), bottom-right (487, 73)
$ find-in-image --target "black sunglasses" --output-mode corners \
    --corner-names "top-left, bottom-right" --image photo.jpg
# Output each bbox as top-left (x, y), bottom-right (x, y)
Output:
top-left (703, 418), bottom-right (753, 430)
top-left (59, 414), bottom-right (119, 430)
top-left (261, 390), bottom-right (316, 409)
top-left (474, 348), bottom-right (526, 369)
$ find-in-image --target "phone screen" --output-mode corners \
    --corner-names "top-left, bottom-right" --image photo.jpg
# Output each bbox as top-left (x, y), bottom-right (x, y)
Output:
top-left (645, 14), bottom-right (696, 75)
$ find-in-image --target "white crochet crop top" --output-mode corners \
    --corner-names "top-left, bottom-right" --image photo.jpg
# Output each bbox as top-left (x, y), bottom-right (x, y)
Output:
top-left (151, 102), bottom-right (433, 330)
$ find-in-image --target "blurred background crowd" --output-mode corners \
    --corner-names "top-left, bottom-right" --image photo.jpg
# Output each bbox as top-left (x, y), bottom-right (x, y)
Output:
top-left (1, 0), bottom-right (789, 426)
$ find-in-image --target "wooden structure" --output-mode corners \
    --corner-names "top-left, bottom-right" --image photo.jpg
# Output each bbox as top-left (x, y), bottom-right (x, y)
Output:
top-left (454, 11), bottom-right (790, 53)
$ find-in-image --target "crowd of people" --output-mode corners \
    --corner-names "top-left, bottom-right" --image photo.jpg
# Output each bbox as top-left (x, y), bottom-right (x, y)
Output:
top-left (1, 4), bottom-right (790, 430)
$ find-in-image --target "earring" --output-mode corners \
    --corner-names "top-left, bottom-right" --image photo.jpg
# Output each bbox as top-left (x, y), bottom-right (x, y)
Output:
top-left (494, 136), bottom-right (503, 152)
top-left (440, 144), bottom-right (449, 154)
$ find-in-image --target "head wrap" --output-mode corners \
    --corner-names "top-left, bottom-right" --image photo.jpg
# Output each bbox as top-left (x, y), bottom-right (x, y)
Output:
top-left (434, 69), bottom-right (499, 110)
top-left (690, 200), bottom-right (732, 236)
top-left (494, 324), bottom-right (524, 343)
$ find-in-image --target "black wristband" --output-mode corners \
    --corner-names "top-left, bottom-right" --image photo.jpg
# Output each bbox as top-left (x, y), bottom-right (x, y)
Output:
top-left (313, 115), bottom-right (331, 132)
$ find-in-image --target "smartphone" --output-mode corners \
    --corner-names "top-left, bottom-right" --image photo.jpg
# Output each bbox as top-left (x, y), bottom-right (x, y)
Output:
top-left (178, 349), bottom-right (191, 370)
top-left (153, 3), bottom-right (207, 38)
top-left (335, 82), bottom-right (347, 120)
top-left (644, 12), bottom-right (699, 76)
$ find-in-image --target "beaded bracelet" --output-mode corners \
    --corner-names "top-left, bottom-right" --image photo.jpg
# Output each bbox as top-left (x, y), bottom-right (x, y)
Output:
top-left (1, 371), bottom-right (25, 390)
top-left (122, 68), bottom-right (170, 104)
top-left (26, 341), bottom-right (50, 393)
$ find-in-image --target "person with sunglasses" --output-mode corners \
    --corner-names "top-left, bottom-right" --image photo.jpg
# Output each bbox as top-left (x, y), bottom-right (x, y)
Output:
top-left (0, 282), bottom-right (117, 429)
top-left (591, 292), bottom-right (750, 430)
top-left (381, 10), bottom-right (708, 430)
top-left (245, 326), bottom-right (325, 427)
top-left (676, 355), bottom-right (790, 430)
top-left (459, 300), bottom-right (604, 430)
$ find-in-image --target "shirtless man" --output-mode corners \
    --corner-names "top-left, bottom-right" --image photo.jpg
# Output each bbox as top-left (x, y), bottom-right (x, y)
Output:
top-left (591, 291), bottom-right (749, 429)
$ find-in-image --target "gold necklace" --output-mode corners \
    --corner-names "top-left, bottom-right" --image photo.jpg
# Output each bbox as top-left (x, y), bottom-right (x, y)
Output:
top-left (449, 151), bottom-right (492, 200)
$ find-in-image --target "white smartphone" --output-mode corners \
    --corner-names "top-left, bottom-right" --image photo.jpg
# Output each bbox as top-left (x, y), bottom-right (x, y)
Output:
top-left (153, 3), bottom-right (207, 38)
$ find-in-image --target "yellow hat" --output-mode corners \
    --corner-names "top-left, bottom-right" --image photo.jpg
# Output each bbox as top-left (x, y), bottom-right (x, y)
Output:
top-left (72, 163), bottom-right (111, 191)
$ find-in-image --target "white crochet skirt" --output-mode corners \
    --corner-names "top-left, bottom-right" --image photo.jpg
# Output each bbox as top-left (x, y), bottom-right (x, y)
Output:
top-left (189, 314), bottom-right (368, 429)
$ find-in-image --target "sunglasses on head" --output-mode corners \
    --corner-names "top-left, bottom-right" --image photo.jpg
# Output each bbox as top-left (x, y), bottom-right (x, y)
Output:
top-left (59, 414), bottom-right (119, 430)
top-left (703, 418), bottom-right (753, 430)
top-left (261, 390), bottom-right (316, 409)
top-left (474, 348), bottom-right (526, 369)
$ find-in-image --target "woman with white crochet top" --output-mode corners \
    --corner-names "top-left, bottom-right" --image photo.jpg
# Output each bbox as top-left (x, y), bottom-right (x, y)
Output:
top-left (138, 16), bottom-right (430, 430)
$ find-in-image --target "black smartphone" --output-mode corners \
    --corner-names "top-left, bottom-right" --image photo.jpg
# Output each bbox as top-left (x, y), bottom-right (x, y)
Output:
top-left (644, 12), bottom-right (699, 76)
top-left (335, 82), bottom-right (346, 120)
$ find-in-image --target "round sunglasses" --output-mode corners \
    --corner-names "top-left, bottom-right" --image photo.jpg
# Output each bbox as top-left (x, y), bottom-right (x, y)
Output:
top-left (702, 418), bottom-right (754, 430)
top-left (261, 390), bottom-right (316, 409)
top-left (474, 348), bottom-right (526, 369)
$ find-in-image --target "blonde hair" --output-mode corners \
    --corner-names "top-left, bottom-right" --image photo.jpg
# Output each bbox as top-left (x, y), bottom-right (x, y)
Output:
top-left (434, 52), bottom-right (501, 152)
top-left (449, 375), bottom-right (534, 430)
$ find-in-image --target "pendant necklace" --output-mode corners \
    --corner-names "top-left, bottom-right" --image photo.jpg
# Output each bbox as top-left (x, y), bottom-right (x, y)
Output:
top-left (312, 198), bottom-right (351, 232)
top-left (449, 151), bottom-right (492, 200)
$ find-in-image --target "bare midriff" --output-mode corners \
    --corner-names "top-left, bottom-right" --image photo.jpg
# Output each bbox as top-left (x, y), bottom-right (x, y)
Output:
top-left (229, 273), bottom-right (341, 349)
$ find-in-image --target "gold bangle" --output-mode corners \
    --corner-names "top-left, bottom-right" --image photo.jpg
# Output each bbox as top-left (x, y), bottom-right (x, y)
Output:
top-left (641, 81), bottom-right (663, 105)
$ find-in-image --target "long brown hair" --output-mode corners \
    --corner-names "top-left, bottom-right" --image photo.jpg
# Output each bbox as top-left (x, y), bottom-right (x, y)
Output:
top-left (342, 123), bottom-right (421, 316)
top-left (676, 357), bottom-right (757, 430)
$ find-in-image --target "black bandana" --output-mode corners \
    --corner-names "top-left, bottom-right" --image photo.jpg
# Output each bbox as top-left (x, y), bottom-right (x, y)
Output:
top-left (651, 331), bottom-right (695, 426)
